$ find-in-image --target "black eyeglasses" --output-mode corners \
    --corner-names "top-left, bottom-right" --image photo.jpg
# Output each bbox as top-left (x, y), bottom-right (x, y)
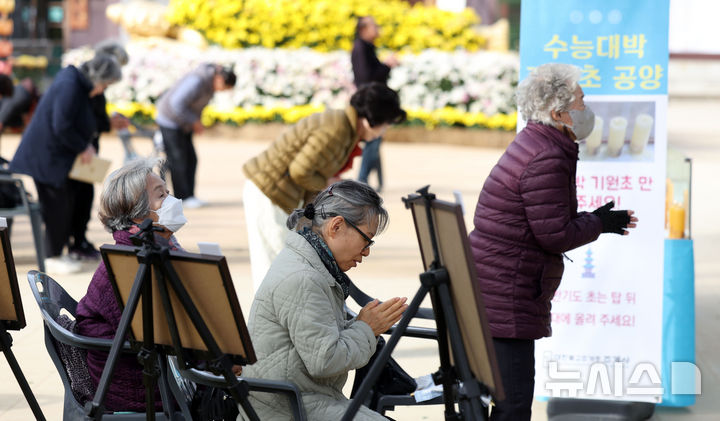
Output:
top-left (343, 218), bottom-right (375, 250)
top-left (326, 212), bottom-right (374, 250)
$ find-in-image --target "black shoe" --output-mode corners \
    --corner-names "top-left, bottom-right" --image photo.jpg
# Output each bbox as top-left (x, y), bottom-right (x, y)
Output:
top-left (69, 240), bottom-right (101, 261)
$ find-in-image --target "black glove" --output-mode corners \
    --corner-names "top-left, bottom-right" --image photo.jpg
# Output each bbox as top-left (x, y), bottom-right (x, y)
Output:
top-left (592, 201), bottom-right (631, 235)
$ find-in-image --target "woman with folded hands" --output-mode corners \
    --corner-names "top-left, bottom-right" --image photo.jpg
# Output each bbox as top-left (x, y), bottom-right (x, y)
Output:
top-left (241, 180), bottom-right (407, 421)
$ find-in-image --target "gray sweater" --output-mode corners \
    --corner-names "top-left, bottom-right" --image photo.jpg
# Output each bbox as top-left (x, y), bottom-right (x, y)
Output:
top-left (156, 63), bottom-right (216, 131)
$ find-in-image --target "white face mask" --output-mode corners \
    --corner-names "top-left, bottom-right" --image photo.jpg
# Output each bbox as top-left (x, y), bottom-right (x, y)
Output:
top-left (564, 106), bottom-right (596, 140)
top-left (151, 195), bottom-right (187, 232)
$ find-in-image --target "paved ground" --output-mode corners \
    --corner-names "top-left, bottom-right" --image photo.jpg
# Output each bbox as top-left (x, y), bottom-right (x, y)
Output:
top-left (0, 96), bottom-right (718, 420)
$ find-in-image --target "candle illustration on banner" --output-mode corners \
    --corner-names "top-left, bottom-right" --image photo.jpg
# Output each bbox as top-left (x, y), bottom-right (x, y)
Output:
top-left (630, 113), bottom-right (654, 154)
top-left (585, 115), bottom-right (603, 156)
top-left (607, 116), bottom-right (627, 157)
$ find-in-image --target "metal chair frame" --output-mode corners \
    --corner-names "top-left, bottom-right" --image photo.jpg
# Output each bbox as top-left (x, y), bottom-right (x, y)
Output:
top-left (0, 174), bottom-right (45, 272)
top-left (27, 270), bottom-right (191, 420)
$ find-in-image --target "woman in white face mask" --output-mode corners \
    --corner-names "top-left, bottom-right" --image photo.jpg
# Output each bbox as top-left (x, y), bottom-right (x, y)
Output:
top-left (467, 63), bottom-right (638, 421)
top-left (73, 157), bottom-right (186, 412)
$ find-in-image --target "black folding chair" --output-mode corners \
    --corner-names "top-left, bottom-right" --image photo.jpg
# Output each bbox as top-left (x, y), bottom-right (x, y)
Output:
top-left (27, 270), bottom-right (191, 420)
top-left (169, 356), bottom-right (308, 420)
top-left (0, 158), bottom-right (45, 272)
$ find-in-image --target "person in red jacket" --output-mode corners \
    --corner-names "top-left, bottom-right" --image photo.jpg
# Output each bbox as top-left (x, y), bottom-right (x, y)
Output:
top-left (468, 63), bottom-right (638, 421)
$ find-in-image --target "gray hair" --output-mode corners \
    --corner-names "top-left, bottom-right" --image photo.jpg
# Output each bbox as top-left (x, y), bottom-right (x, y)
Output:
top-left (94, 39), bottom-right (129, 66)
top-left (80, 53), bottom-right (122, 85)
top-left (99, 157), bottom-right (165, 232)
top-left (516, 63), bottom-right (581, 126)
top-left (287, 180), bottom-right (389, 236)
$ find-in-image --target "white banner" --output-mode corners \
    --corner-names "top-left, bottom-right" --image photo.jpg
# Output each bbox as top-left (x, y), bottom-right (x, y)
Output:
top-left (520, 0), bottom-right (670, 403)
top-left (536, 97), bottom-right (667, 403)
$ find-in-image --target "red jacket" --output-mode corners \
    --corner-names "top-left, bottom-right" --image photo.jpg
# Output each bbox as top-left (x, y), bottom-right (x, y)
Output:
top-left (468, 121), bottom-right (603, 339)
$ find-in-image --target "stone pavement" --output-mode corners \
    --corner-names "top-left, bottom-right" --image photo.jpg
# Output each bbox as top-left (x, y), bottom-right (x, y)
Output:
top-left (0, 96), bottom-right (718, 420)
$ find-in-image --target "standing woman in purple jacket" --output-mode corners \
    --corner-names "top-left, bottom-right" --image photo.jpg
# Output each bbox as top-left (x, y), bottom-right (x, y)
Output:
top-left (468, 63), bottom-right (638, 421)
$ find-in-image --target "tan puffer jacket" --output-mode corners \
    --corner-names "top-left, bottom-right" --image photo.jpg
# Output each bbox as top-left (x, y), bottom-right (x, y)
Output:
top-left (241, 231), bottom-right (384, 421)
top-left (242, 107), bottom-right (359, 213)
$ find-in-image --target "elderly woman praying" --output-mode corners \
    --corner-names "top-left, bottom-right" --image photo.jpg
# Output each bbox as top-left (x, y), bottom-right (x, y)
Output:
top-left (241, 180), bottom-right (407, 421)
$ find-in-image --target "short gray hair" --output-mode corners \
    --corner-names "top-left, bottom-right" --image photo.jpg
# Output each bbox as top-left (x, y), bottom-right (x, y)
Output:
top-left (287, 180), bottom-right (389, 235)
top-left (95, 39), bottom-right (129, 66)
top-left (516, 63), bottom-right (581, 126)
top-left (80, 53), bottom-right (122, 85)
top-left (99, 158), bottom-right (165, 232)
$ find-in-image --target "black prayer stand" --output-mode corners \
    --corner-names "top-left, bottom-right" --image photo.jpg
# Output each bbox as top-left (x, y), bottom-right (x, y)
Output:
top-left (1, 323), bottom-right (46, 420)
top-left (342, 187), bottom-right (491, 421)
top-left (84, 219), bottom-right (260, 420)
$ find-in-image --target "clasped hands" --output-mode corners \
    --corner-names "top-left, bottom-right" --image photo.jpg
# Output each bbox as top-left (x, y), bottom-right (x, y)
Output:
top-left (357, 297), bottom-right (408, 336)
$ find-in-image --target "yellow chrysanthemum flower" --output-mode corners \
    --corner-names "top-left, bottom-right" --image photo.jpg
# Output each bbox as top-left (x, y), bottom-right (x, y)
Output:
top-left (167, 0), bottom-right (485, 52)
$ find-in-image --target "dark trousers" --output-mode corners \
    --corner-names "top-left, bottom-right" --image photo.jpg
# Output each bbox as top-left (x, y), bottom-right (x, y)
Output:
top-left (160, 126), bottom-right (196, 200)
top-left (68, 178), bottom-right (93, 246)
top-left (490, 337), bottom-right (535, 421)
top-left (358, 136), bottom-right (383, 191)
top-left (34, 179), bottom-right (76, 258)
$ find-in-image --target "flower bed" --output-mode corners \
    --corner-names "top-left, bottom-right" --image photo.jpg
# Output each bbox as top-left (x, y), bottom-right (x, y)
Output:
top-left (64, 38), bottom-right (518, 130)
top-left (167, 0), bottom-right (486, 52)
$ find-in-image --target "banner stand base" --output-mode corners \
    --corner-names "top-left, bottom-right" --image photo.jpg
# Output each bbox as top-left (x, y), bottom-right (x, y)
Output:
top-left (547, 398), bottom-right (655, 421)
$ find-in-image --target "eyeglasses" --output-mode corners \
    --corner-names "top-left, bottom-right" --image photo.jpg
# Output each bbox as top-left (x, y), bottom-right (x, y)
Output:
top-left (325, 212), bottom-right (374, 250)
top-left (343, 217), bottom-right (375, 251)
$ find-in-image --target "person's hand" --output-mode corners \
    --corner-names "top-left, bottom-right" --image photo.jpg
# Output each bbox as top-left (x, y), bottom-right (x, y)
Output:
top-left (232, 365), bottom-right (242, 376)
top-left (79, 144), bottom-right (96, 164)
top-left (357, 297), bottom-right (408, 336)
top-left (192, 120), bottom-right (204, 134)
top-left (110, 113), bottom-right (130, 130)
top-left (592, 201), bottom-right (638, 235)
top-left (384, 54), bottom-right (399, 68)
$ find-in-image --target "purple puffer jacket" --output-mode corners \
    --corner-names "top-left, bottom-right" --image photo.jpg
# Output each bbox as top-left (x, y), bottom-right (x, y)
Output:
top-left (76, 230), bottom-right (171, 412)
top-left (468, 121), bottom-right (603, 340)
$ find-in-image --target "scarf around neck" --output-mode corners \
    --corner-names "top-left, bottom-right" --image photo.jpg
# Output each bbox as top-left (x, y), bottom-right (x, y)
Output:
top-left (298, 227), bottom-right (350, 299)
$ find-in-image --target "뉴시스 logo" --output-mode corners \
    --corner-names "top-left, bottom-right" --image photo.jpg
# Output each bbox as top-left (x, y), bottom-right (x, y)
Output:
top-left (543, 353), bottom-right (701, 400)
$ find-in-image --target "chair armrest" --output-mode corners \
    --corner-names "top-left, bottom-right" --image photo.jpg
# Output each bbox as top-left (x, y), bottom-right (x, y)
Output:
top-left (346, 305), bottom-right (438, 340)
top-left (178, 367), bottom-right (307, 421)
top-left (42, 309), bottom-right (133, 352)
top-left (348, 280), bottom-right (435, 320)
top-left (385, 325), bottom-right (438, 340)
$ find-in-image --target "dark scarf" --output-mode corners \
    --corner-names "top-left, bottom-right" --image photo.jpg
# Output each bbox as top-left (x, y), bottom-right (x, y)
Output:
top-left (298, 227), bottom-right (350, 299)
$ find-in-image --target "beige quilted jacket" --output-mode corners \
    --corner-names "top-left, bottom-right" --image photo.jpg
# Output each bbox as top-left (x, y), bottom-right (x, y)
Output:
top-left (240, 232), bottom-right (385, 421)
top-left (242, 107), bottom-right (360, 214)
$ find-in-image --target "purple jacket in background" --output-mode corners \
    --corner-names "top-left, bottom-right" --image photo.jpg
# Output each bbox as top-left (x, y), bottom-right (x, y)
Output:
top-left (75, 230), bottom-right (164, 412)
top-left (468, 121), bottom-right (603, 340)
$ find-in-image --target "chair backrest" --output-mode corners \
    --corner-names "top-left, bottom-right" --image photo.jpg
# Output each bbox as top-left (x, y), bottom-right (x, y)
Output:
top-left (0, 174), bottom-right (31, 216)
top-left (28, 270), bottom-right (105, 420)
top-left (29, 269), bottom-right (78, 319)
top-left (27, 271), bottom-right (190, 421)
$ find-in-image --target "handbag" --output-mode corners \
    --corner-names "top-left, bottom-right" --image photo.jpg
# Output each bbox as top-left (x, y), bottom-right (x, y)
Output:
top-left (190, 385), bottom-right (240, 421)
top-left (350, 335), bottom-right (417, 407)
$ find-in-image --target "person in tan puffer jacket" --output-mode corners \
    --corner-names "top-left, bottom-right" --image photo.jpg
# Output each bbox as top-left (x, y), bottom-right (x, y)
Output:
top-left (242, 83), bottom-right (406, 291)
